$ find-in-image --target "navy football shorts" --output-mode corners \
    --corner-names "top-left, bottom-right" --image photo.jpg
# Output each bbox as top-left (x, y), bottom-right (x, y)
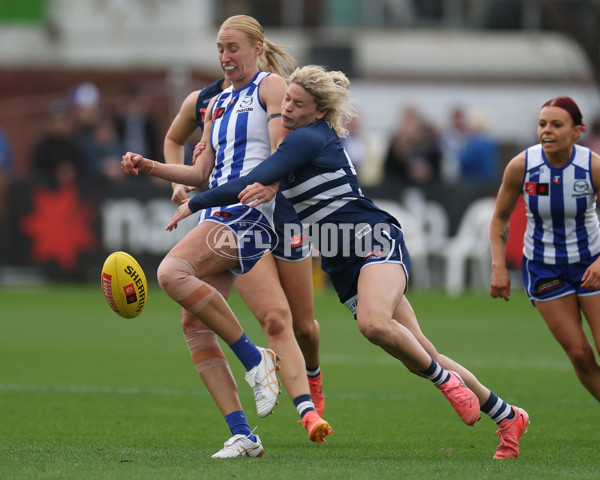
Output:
top-left (271, 195), bottom-right (311, 262)
top-left (522, 255), bottom-right (600, 303)
top-left (328, 224), bottom-right (411, 318)
top-left (200, 205), bottom-right (277, 275)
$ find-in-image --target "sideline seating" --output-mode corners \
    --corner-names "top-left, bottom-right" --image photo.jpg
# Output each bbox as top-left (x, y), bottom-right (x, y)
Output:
top-left (440, 196), bottom-right (497, 296)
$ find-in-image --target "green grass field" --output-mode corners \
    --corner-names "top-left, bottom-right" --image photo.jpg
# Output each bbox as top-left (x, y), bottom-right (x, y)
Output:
top-left (1, 283), bottom-right (599, 479)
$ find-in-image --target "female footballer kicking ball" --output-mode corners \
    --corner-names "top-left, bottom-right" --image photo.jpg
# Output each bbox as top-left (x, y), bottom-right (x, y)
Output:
top-left (124, 16), bottom-right (331, 458)
top-left (124, 65), bottom-right (529, 459)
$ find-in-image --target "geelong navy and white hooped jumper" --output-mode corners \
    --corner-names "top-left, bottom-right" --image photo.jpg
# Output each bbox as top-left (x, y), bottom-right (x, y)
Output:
top-left (522, 143), bottom-right (600, 264)
top-left (187, 119), bottom-right (411, 307)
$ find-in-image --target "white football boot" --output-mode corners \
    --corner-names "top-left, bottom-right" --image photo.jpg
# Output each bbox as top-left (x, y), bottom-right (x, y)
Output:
top-left (211, 434), bottom-right (264, 458)
top-left (244, 347), bottom-right (280, 417)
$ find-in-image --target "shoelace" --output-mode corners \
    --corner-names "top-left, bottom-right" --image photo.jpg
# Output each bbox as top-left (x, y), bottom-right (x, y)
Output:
top-left (451, 388), bottom-right (472, 402)
top-left (443, 383), bottom-right (472, 404)
top-left (495, 416), bottom-right (522, 445)
top-left (257, 351), bottom-right (279, 392)
top-left (497, 423), bottom-right (518, 441)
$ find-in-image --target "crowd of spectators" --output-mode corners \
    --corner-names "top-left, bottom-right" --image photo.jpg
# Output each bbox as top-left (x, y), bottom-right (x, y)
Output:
top-left (381, 104), bottom-right (500, 188)
top-left (0, 126), bottom-right (12, 225)
top-left (19, 86), bottom-right (501, 191)
top-left (5, 87), bottom-right (600, 193)
top-left (29, 82), bottom-right (160, 187)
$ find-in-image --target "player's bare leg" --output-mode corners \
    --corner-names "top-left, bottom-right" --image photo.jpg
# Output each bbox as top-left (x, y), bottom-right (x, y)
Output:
top-left (236, 253), bottom-right (332, 441)
top-left (276, 255), bottom-right (325, 415)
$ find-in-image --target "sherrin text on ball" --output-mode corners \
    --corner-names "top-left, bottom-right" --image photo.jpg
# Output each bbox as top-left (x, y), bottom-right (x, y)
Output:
top-left (101, 251), bottom-right (148, 318)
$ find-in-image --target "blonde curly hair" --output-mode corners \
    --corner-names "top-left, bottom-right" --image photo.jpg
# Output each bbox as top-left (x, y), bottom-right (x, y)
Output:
top-left (287, 65), bottom-right (357, 138)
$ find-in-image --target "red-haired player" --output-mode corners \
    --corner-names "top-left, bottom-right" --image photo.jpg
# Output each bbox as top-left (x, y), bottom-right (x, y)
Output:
top-left (491, 96), bottom-right (600, 402)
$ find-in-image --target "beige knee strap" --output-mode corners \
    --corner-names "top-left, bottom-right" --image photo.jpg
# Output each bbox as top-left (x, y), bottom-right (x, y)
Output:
top-left (157, 256), bottom-right (215, 315)
top-left (184, 329), bottom-right (228, 373)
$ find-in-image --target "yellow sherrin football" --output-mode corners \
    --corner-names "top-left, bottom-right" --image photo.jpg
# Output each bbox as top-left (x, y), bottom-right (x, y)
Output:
top-left (101, 251), bottom-right (148, 318)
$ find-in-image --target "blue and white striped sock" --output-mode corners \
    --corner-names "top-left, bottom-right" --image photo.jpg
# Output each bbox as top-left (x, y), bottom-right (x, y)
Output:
top-left (420, 359), bottom-right (451, 386)
top-left (306, 364), bottom-right (321, 378)
top-left (481, 392), bottom-right (514, 424)
top-left (294, 394), bottom-right (316, 418)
